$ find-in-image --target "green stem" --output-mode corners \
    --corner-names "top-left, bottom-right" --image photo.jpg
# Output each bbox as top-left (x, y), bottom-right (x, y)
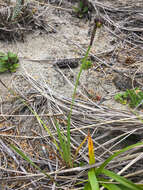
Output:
top-left (67, 45), bottom-right (91, 167)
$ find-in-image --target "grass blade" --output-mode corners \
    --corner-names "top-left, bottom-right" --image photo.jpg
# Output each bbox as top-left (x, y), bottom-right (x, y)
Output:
top-left (55, 121), bottom-right (72, 167)
top-left (118, 184), bottom-right (143, 190)
top-left (55, 121), bottom-right (65, 159)
top-left (102, 169), bottom-right (142, 190)
top-left (10, 144), bottom-right (54, 181)
top-left (88, 168), bottom-right (99, 190)
top-left (102, 183), bottom-right (122, 190)
top-left (67, 116), bottom-right (72, 166)
top-left (83, 182), bottom-right (92, 190)
top-left (73, 135), bottom-right (88, 163)
top-left (28, 107), bottom-right (62, 156)
top-left (96, 142), bottom-right (143, 175)
top-left (66, 46), bottom-right (92, 167)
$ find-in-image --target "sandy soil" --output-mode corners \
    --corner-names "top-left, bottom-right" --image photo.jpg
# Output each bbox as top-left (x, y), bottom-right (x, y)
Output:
top-left (0, 0), bottom-right (142, 110)
top-left (0, 0), bottom-right (118, 107)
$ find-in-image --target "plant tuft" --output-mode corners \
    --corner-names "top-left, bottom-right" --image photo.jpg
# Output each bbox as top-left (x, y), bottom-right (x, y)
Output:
top-left (0, 52), bottom-right (19, 73)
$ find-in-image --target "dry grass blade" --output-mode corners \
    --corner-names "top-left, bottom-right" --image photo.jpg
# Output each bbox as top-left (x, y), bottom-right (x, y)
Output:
top-left (90, 0), bottom-right (143, 47)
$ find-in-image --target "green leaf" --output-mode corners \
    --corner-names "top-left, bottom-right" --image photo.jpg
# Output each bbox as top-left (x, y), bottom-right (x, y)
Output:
top-left (114, 93), bottom-right (127, 104)
top-left (83, 6), bottom-right (88, 13)
top-left (0, 67), bottom-right (8, 72)
top-left (102, 183), bottom-right (122, 190)
top-left (1, 55), bottom-right (8, 62)
top-left (117, 184), bottom-right (141, 190)
top-left (102, 169), bottom-right (142, 190)
top-left (0, 52), bottom-right (5, 57)
top-left (115, 88), bottom-right (143, 108)
top-left (0, 52), bottom-right (19, 73)
top-left (88, 168), bottom-right (99, 190)
top-left (96, 142), bottom-right (143, 175)
top-left (8, 52), bottom-right (16, 58)
top-left (13, 63), bottom-right (19, 68)
top-left (84, 182), bottom-right (92, 190)
top-left (0, 61), bottom-right (8, 72)
top-left (79, 1), bottom-right (83, 9)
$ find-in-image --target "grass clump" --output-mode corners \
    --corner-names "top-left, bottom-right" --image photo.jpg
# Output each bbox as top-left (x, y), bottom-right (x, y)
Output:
top-left (55, 43), bottom-right (93, 168)
top-left (115, 88), bottom-right (143, 109)
top-left (0, 52), bottom-right (19, 73)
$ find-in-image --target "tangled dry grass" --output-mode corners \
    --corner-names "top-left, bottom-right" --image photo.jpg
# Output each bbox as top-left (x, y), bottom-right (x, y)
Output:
top-left (0, 1), bottom-right (52, 41)
top-left (0, 0), bottom-right (143, 189)
top-left (0, 71), bottom-right (143, 189)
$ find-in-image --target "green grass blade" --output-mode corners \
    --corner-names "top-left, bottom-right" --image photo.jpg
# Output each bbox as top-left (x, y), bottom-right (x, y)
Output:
top-left (28, 107), bottom-right (62, 156)
top-left (102, 169), bottom-right (142, 190)
top-left (88, 168), bottom-right (99, 190)
top-left (67, 117), bottom-right (72, 166)
top-left (55, 122), bottom-right (65, 158)
top-left (84, 182), bottom-right (92, 190)
top-left (118, 184), bottom-right (143, 190)
top-left (96, 142), bottom-right (143, 175)
top-left (62, 131), bottom-right (72, 167)
top-left (11, 144), bottom-right (39, 169)
top-left (127, 89), bottom-right (137, 107)
top-left (31, 108), bottom-right (52, 135)
top-left (66, 46), bottom-right (92, 167)
top-left (55, 121), bottom-right (72, 166)
top-left (10, 144), bottom-right (53, 180)
top-left (102, 183), bottom-right (122, 190)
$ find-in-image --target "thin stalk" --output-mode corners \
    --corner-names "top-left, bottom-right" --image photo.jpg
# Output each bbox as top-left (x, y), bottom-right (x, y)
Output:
top-left (67, 45), bottom-right (91, 167)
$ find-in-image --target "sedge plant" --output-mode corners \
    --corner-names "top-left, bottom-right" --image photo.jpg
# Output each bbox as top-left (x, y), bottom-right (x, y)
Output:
top-left (115, 88), bottom-right (143, 109)
top-left (10, 19), bottom-right (102, 170)
top-left (83, 131), bottom-right (143, 190)
top-left (9, 18), bottom-right (143, 189)
top-left (0, 52), bottom-right (19, 73)
top-left (55, 18), bottom-right (103, 168)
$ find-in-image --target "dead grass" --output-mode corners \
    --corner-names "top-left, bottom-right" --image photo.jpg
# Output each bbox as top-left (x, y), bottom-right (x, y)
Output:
top-left (0, 0), bottom-right (143, 189)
